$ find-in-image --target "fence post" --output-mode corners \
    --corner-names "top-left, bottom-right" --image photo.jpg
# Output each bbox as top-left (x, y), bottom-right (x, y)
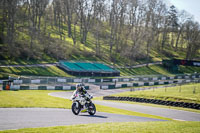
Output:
top-left (165, 87), bottom-right (167, 92)
top-left (179, 84), bottom-right (181, 93)
top-left (193, 87), bottom-right (196, 94)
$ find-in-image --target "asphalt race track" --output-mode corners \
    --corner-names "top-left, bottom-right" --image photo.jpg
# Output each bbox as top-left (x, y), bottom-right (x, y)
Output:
top-left (94, 100), bottom-right (200, 121)
top-left (0, 108), bottom-right (164, 130)
top-left (50, 89), bottom-right (200, 121)
top-left (1, 86), bottom-right (200, 131)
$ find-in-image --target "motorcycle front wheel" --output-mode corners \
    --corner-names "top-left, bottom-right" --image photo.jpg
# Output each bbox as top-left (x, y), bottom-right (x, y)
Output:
top-left (88, 103), bottom-right (96, 115)
top-left (72, 102), bottom-right (81, 115)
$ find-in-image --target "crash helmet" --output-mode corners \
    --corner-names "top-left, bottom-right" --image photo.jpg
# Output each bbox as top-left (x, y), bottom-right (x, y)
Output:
top-left (76, 83), bottom-right (85, 91)
top-left (76, 83), bottom-right (82, 91)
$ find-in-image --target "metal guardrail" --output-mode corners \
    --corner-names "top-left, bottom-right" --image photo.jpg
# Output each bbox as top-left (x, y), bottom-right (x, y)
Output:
top-left (100, 79), bottom-right (200, 89)
top-left (3, 73), bottom-right (199, 85)
top-left (115, 62), bottom-right (162, 69)
top-left (0, 63), bottom-right (57, 68)
top-left (5, 85), bottom-right (89, 91)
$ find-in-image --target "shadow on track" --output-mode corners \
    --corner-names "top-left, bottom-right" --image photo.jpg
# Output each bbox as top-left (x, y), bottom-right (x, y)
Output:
top-left (79, 114), bottom-right (108, 119)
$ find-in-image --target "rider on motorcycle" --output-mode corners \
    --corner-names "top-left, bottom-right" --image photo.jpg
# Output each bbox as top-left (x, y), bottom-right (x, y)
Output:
top-left (70, 83), bottom-right (96, 115)
top-left (71, 83), bottom-right (92, 101)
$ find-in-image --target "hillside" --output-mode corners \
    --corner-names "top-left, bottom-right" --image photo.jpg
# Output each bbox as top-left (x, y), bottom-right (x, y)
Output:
top-left (0, 0), bottom-right (200, 79)
top-left (1, 64), bottom-right (200, 79)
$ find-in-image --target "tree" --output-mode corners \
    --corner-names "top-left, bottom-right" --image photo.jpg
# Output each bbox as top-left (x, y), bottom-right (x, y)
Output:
top-left (92, 0), bottom-right (106, 57)
top-left (5, 0), bottom-right (19, 57)
top-left (52, 0), bottom-right (64, 40)
top-left (71, 0), bottom-right (79, 46)
top-left (184, 21), bottom-right (200, 60)
top-left (63, 0), bottom-right (73, 37)
top-left (175, 10), bottom-right (192, 51)
top-left (128, 0), bottom-right (146, 64)
top-left (168, 5), bottom-right (179, 47)
top-left (77, 0), bottom-right (93, 45)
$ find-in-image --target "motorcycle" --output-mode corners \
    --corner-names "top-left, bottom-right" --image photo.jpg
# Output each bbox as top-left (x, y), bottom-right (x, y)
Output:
top-left (71, 93), bottom-right (96, 115)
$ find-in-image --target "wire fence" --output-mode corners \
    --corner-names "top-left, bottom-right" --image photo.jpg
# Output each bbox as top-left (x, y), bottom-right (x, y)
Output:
top-left (129, 80), bottom-right (200, 94)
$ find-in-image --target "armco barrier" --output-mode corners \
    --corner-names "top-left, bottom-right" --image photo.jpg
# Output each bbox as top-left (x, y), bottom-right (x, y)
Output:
top-left (7, 74), bottom-right (200, 84)
top-left (103, 96), bottom-right (200, 110)
top-left (8, 85), bottom-right (89, 91)
top-left (9, 73), bottom-right (200, 85)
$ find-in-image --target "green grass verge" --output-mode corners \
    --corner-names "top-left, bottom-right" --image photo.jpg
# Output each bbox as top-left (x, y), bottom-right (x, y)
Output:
top-left (179, 66), bottom-right (200, 74)
top-left (0, 90), bottom-right (171, 120)
top-left (0, 58), bottom-right (56, 65)
top-left (119, 64), bottom-right (174, 76)
top-left (95, 104), bottom-right (171, 121)
top-left (0, 90), bottom-right (72, 108)
top-left (113, 83), bottom-right (200, 104)
top-left (99, 99), bottom-right (200, 114)
top-left (119, 64), bottom-right (200, 76)
top-left (1, 121), bottom-right (200, 133)
top-left (0, 66), bottom-right (73, 79)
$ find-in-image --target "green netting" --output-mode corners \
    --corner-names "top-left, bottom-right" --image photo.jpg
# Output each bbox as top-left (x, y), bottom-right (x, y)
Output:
top-left (60, 61), bottom-right (117, 72)
top-left (76, 63), bottom-right (101, 71)
top-left (61, 62), bottom-right (83, 71)
top-left (94, 63), bottom-right (114, 72)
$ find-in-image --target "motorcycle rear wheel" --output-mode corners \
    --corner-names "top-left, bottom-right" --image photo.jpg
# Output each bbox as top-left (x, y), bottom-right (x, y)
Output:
top-left (72, 102), bottom-right (81, 115)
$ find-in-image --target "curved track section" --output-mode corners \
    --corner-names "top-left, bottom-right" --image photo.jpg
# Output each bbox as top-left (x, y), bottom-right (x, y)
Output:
top-left (94, 100), bottom-right (200, 121)
top-left (0, 108), bottom-right (163, 130)
top-left (49, 88), bottom-right (200, 121)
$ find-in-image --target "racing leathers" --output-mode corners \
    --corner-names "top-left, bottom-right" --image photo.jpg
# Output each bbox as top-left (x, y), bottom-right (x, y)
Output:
top-left (71, 86), bottom-right (89, 100)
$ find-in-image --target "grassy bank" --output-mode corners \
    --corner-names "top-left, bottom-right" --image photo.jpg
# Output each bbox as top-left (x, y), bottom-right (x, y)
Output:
top-left (0, 66), bottom-right (73, 79)
top-left (113, 83), bottom-right (200, 104)
top-left (1, 121), bottom-right (200, 133)
top-left (119, 65), bottom-right (200, 76)
top-left (1, 64), bottom-right (200, 79)
top-left (0, 58), bottom-right (56, 65)
top-left (119, 64), bottom-right (173, 76)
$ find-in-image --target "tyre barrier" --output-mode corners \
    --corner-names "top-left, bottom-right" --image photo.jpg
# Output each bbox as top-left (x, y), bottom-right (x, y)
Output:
top-left (103, 96), bottom-right (200, 110)
top-left (6, 85), bottom-right (89, 91)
